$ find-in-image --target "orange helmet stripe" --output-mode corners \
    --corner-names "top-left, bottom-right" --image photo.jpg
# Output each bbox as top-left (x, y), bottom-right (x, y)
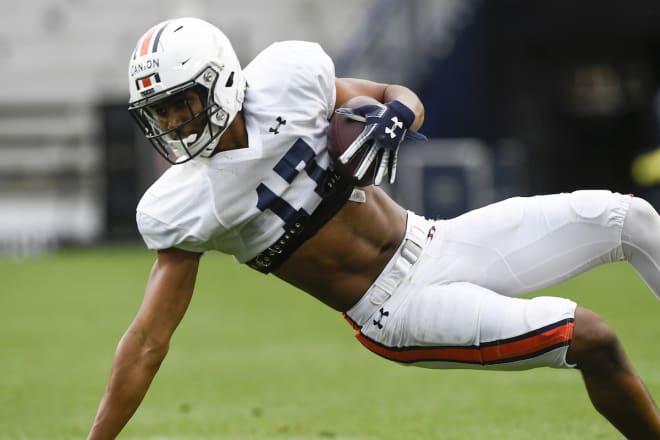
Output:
top-left (139, 26), bottom-right (158, 57)
top-left (137, 21), bottom-right (170, 58)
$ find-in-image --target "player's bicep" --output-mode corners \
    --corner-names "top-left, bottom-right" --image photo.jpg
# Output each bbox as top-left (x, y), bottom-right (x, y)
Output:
top-left (131, 248), bottom-right (201, 347)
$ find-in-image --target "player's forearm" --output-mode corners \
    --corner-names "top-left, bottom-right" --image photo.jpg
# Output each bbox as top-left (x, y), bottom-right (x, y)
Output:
top-left (382, 84), bottom-right (425, 131)
top-left (88, 328), bottom-right (169, 439)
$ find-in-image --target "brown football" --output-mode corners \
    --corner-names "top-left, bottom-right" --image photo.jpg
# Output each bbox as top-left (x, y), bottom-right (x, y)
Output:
top-left (327, 95), bottom-right (381, 186)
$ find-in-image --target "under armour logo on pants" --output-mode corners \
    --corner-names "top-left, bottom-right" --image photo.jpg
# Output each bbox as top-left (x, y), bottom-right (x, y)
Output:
top-left (373, 308), bottom-right (390, 329)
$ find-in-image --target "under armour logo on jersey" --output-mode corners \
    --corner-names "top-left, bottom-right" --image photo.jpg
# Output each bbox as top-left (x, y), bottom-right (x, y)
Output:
top-left (373, 308), bottom-right (390, 329)
top-left (384, 117), bottom-right (403, 139)
top-left (269, 116), bottom-right (287, 135)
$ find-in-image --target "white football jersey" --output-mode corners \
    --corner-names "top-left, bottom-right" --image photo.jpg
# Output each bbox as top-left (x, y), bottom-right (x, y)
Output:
top-left (136, 41), bottom-right (337, 263)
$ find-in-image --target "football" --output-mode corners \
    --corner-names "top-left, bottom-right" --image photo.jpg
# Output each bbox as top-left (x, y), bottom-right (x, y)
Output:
top-left (327, 95), bottom-right (380, 186)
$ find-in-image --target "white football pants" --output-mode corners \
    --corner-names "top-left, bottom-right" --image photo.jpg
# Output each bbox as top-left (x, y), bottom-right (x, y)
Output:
top-left (345, 190), bottom-right (660, 370)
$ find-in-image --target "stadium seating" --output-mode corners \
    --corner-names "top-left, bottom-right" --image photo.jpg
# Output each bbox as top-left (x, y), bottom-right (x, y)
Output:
top-left (0, 0), bottom-right (471, 256)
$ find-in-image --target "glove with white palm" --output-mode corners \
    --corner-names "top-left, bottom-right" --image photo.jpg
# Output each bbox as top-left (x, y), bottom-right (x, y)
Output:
top-left (334, 100), bottom-right (426, 185)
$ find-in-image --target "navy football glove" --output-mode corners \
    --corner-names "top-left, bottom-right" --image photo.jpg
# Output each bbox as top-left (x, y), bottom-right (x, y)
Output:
top-left (334, 100), bottom-right (426, 185)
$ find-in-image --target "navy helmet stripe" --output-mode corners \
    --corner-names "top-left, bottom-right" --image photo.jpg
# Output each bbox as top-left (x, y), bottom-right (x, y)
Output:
top-left (151, 22), bottom-right (169, 53)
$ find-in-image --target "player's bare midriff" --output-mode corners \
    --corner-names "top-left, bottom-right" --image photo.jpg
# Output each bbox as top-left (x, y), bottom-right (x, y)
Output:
top-left (274, 185), bottom-right (407, 311)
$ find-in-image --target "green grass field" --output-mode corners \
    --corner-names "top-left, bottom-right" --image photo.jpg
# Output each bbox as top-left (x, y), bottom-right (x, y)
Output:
top-left (1, 246), bottom-right (659, 439)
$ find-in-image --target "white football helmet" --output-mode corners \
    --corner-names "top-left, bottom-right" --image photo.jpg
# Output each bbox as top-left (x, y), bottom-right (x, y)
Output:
top-left (128, 17), bottom-right (247, 163)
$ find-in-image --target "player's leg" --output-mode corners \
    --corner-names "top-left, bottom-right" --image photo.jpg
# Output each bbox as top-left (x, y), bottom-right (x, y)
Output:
top-left (348, 281), bottom-right (578, 369)
top-left (567, 307), bottom-right (660, 438)
top-left (420, 190), bottom-right (635, 298)
top-left (422, 190), bottom-right (660, 435)
top-left (348, 279), bottom-right (660, 437)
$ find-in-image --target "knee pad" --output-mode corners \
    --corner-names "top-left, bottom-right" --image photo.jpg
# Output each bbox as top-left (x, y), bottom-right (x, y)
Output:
top-left (621, 196), bottom-right (660, 299)
top-left (622, 197), bottom-right (660, 259)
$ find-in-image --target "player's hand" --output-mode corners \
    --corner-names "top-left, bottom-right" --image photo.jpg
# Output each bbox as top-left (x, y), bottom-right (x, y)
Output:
top-left (334, 100), bottom-right (426, 185)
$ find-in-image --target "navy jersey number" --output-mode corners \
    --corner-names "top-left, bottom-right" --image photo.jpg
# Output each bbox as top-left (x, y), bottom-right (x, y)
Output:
top-left (256, 138), bottom-right (330, 224)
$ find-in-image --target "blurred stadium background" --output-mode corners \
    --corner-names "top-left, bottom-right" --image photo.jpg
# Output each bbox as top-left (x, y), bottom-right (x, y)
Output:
top-left (3, 2), bottom-right (660, 438)
top-left (3, 0), bottom-right (660, 257)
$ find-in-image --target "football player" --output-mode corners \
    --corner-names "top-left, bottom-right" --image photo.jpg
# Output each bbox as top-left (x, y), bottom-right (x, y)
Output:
top-left (88, 17), bottom-right (660, 438)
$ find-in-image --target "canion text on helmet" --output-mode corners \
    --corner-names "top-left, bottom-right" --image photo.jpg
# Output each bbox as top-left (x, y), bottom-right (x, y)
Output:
top-left (131, 59), bottom-right (160, 77)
